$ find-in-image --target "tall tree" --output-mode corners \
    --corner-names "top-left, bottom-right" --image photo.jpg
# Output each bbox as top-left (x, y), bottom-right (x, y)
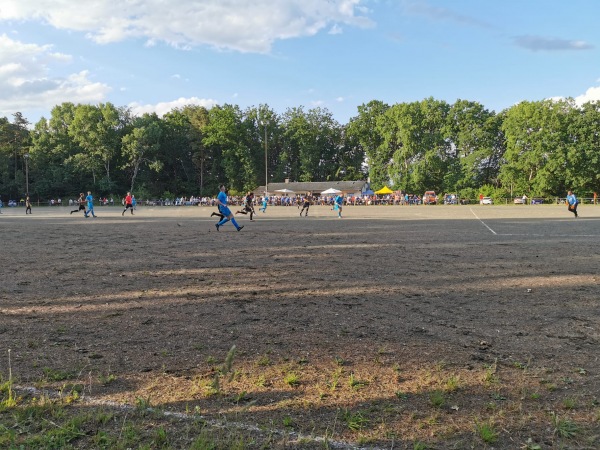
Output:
top-left (346, 100), bottom-right (389, 187)
top-left (121, 113), bottom-right (163, 193)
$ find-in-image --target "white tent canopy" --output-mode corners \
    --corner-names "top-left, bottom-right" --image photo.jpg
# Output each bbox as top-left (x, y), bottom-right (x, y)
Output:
top-left (321, 188), bottom-right (342, 195)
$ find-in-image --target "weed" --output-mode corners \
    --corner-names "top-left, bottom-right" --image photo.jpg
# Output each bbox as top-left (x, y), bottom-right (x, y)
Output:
top-left (475, 420), bottom-right (498, 443)
top-left (444, 375), bottom-right (461, 393)
top-left (562, 397), bottom-right (576, 410)
top-left (99, 373), bottom-right (117, 385)
top-left (429, 390), bottom-right (445, 409)
top-left (256, 355), bottom-right (271, 366)
top-left (395, 391), bottom-right (409, 400)
top-left (348, 372), bottom-right (368, 390)
top-left (135, 396), bottom-right (152, 413)
top-left (522, 437), bottom-right (542, 449)
top-left (284, 372), bottom-right (300, 387)
top-left (42, 367), bottom-right (76, 382)
top-left (551, 412), bottom-right (578, 438)
top-left (342, 410), bottom-right (369, 431)
top-left (1, 349), bottom-right (17, 408)
top-left (483, 360), bottom-right (499, 385)
top-left (334, 355), bottom-right (346, 366)
top-left (327, 367), bottom-right (343, 391)
top-left (282, 416), bottom-right (294, 428)
top-left (153, 427), bottom-right (169, 447)
top-left (255, 375), bottom-right (266, 387)
top-left (413, 441), bottom-right (429, 450)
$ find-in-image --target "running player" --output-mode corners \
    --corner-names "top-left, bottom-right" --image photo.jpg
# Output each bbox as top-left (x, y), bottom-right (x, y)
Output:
top-left (236, 192), bottom-right (256, 221)
top-left (258, 196), bottom-right (268, 213)
top-left (214, 185), bottom-right (244, 231)
top-left (566, 190), bottom-right (579, 218)
top-left (70, 193), bottom-right (86, 215)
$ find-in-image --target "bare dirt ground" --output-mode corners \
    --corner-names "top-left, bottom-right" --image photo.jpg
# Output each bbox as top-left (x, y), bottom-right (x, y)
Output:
top-left (1, 203), bottom-right (599, 449)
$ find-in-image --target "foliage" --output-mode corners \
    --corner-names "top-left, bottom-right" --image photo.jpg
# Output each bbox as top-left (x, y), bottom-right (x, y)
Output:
top-left (2, 97), bottom-right (600, 201)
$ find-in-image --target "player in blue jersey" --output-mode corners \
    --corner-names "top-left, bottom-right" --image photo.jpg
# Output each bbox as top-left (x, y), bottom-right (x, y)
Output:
top-left (566, 190), bottom-right (579, 218)
top-left (214, 185), bottom-right (243, 231)
top-left (258, 196), bottom-right (268, 213)
top-left (84, 191), bottom-right (97, 218)
top-left (333, 193), bottom-right (344, 218)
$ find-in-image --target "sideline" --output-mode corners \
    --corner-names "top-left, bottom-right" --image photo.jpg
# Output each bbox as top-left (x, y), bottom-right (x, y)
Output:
top-left (470, 208), bottom-right (497, 235)
top-left (13, 385), bottom-right (385, 450)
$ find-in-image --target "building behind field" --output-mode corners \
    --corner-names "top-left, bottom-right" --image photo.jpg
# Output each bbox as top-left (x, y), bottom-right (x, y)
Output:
top-left (254, 180), bottom-right (370, 197)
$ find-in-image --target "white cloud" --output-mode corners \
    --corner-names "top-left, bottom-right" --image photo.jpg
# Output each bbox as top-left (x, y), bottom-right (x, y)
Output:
top-left (128, 97), bottom-right (218, 117)
top-left (0, 0), bottom-right (373, 53)
top-left (575, 86), bottom-right (600, 105)
top-left (0, 34), bottom-right (110, 118)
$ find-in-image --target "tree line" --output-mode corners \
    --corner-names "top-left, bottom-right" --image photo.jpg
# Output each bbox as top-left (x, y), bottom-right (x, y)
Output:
top-left (1, 97), bottom-right (599, 202)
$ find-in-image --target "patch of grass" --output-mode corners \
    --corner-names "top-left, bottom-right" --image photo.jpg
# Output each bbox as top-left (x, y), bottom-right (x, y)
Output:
top-left (348, 372), bottom-right (369, 390)
top-left (562, 397), bottom-right (576, 410)
top-left (327, 367), bottom-right (343, 391)
top-left (551, 412), bottom-right (578, 439)
top-left (42, 367), bottom-right (77, 382)
top-left (444, 375), bottom-right (461, 393)
top-left (284, 372), bottom-right (300, 387)
top-left (429, 390), bottom-right (445, 409)
top-left (256, 355), bottom-right (271, 366)
top-left (475, 420), bottom-right (498, 444)
top-left (342, 410), bottom-right (369, 431)
top-left (99, 373), bottom-right (117, 385)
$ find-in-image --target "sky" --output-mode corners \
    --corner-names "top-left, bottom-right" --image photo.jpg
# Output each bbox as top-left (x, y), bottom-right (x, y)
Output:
top-left (1, 0), bottom-right (599, 126)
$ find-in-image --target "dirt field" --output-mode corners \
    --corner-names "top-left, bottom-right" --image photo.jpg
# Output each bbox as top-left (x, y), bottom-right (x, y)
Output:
top-left (1, 203), bottom-right (599, 449)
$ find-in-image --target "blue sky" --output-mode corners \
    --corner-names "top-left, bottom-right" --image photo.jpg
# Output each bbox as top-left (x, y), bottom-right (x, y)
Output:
top-left (1, 0), bottom-right (599, 125)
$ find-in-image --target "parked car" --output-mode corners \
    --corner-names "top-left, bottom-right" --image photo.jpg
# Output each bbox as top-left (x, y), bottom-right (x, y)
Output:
top-left (423, 191), bottom-right (437, 205)
top-left (480, 197), bottom-right (493, 205)
top-left (8, 200), bottom-right (17, 207)
top-left (531, 198), bottom-right (544, 205)
top-left (513, 197), bottom-right (524, 204)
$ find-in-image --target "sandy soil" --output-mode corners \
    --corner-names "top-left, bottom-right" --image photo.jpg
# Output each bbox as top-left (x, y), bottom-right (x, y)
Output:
top-left (1, 203), bottom-right (599, 448)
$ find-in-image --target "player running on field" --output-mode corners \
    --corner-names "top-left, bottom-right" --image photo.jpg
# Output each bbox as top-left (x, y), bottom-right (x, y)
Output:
top-left (236, 192), bottom-right (256, 221)
top-left (71, 193), bottom-right (86, 215)
top-left (258, 196), bottom-right (268, 213)
top-left (214, 184), bottom-right (244, 231)
top-left (566, 190), bottom-right (579, 218)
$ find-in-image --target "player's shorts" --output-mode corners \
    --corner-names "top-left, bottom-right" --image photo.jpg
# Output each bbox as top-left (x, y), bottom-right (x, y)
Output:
top-left (218, 205), bottom-right (232, 216)
top-left (125, 203), bottom-right (133, 208)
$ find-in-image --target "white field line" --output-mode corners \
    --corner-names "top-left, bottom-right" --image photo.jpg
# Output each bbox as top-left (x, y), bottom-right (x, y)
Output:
top-left (470, 208), bottom-right (497, 235)
top-left (13, 385), bottom-right (386, 450)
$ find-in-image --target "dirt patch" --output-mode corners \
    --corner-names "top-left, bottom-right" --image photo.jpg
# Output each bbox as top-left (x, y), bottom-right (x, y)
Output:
top-left (1, 204), bottom-right (599, 448)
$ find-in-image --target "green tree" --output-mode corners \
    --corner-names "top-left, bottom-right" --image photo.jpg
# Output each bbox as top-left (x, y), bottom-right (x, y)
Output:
top-left (69, 103), bottom-right (122, 192)
top-left (346, 100), bottom-right (389, 187)
top-left (121, 113), bottom-right (163, 193)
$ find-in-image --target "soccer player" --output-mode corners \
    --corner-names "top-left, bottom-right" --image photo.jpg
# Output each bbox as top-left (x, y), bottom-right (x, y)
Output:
top-left (70, 193), bottom-right (86, 215)
top-left (214, 185), bottom-right (243, 231)
top-left (258, 196), bottom-right (268, 213)
top-left (25, 195), bottom-right (32, 214)
top-left (84, 191), bottom-right (97, 218)
top-left (300, 196), bottom-right (311, 217)
top-left (122, 192), bottom-right (134, 216)
top-left (333, 193), bottom-right (344, 218)
top-left (566, 190), bottom-right (579, 218)
top-left (236, 192), bottom-right (256, 221)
